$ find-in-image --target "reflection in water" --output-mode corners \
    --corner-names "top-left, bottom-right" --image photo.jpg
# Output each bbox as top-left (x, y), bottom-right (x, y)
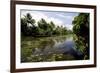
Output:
top-left (21, 35), bottom-right (84, 62)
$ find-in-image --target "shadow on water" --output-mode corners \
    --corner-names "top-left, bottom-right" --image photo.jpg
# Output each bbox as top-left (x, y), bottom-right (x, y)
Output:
top-left (21, 35), bottom-right (84, 62)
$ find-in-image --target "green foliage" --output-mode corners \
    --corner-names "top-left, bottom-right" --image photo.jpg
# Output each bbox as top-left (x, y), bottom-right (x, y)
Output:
top-left (72, 13), bottom-right (89, 59)
top-left (21, 13), bottom-right (36, 36)
top-left (21, 13), bottom-right (71, 37)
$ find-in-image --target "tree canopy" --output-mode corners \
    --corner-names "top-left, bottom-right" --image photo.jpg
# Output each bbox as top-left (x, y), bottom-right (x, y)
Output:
top-left (21, 13), bottom-right (69, 37)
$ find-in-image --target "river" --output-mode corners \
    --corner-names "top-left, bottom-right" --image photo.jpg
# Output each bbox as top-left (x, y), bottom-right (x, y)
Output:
top-left (21, 35), bottom-right (83, 62)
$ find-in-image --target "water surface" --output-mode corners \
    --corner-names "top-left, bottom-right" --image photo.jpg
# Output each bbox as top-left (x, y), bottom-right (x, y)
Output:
top-left (21, 35), bottom-right (83, 62)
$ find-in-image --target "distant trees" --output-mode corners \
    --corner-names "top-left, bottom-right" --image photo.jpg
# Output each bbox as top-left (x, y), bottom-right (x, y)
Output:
top-left (72, 13), bottom-right (89, 59)
top-left (21, 13), bottom-right (69, 37)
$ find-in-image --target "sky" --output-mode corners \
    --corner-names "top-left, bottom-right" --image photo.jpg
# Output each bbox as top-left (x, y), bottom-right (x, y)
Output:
top-left (21, 10), bottom-right (79, 30)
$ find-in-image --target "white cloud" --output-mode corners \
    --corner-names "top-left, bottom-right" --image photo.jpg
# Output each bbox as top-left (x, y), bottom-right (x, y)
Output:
top-left (48, 17), bottom-right (63, 27)
top-left (65, 24), bottom-right (73, 30)
top-left (55, 13), bottom-right (76, 20)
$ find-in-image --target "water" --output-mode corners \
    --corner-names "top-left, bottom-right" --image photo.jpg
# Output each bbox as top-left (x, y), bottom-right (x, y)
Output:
top-left (21, 35), bottom-right (83, 62)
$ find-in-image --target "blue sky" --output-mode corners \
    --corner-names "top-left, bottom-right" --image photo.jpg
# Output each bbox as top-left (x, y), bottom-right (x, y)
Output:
top-left (21, 10), bottom-right (79, 30)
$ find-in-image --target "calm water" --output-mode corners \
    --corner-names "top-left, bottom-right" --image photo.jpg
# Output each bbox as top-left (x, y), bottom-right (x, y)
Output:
top-left (21, 35), bottom-right (83, 62)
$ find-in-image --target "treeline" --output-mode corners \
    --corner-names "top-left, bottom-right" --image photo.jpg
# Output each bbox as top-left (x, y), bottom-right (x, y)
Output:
top-left (21, 13), bottom-right (70, 37)
top-left (72, 13), bottom-right (89, 59)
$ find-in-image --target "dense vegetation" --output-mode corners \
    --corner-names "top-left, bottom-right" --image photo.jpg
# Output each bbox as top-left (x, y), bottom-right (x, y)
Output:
top-left (21, 13), bottom-right (71, 37)
top-left (21, 12), bottom-right (90, 62)
top-left (72, 13), bottom-right (89, 59)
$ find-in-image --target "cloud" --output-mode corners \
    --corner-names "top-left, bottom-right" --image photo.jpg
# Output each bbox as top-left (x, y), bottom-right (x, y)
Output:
top-left (56, 14), bottom-right (73, 19)
top-left (48, 17), bottom-right (63, 27)
top-left (65, 24), bottom-right (73, 30)
top-left (55, 13), bottom-right (78, 20)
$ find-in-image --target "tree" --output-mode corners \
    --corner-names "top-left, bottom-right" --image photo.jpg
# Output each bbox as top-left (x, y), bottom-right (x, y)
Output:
top-left (49, 21), bottom-right (55, 30)
top-left (21, 13), bottom-right (36, 36)
top-left (46, 21), bottom-right (55, 36)
top-left (72, 13), bottom-right (89, 59)
top-left (37, 18), bottom-right (49, 35)
top-left (62, 27), bottom-right (68, 35)
top-left (38, 18), bottom-right (48, 30)
top-left (21, 13), bottom-right (69, 37)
